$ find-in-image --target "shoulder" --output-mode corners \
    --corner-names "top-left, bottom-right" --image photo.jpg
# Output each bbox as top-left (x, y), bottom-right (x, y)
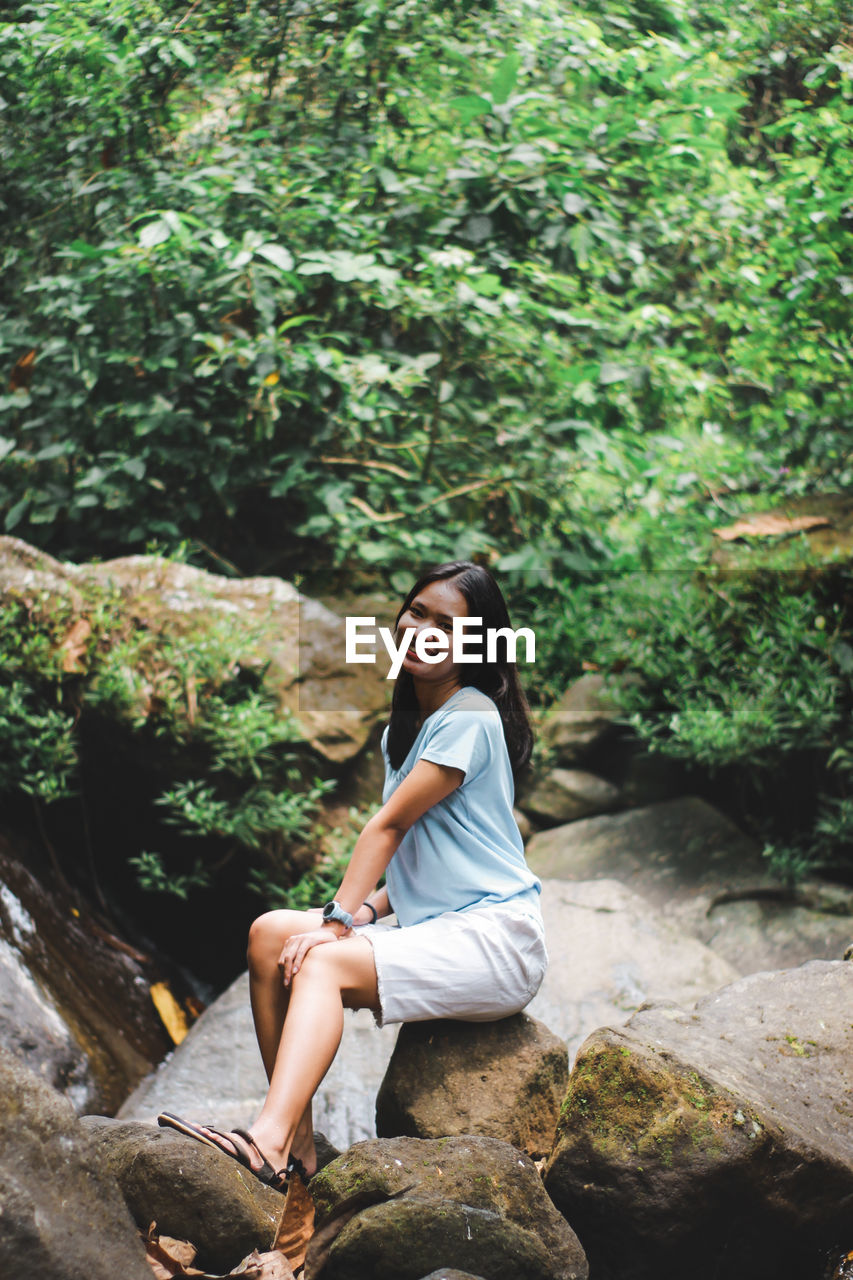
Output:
top-left (436, 686), bottom-right (499, 723)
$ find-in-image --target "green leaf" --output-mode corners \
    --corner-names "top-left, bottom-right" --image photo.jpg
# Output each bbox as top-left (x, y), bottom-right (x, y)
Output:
top-left (256, 243), bottom-right (295, 273)
top-left (490, 53), bottom-right (521, 106)
top-left (138, 219), bottom-right (172, 249)
top-left (449, 94), bottom-right (491, 124)
top-left (4, 498), bottom-right (29, 531)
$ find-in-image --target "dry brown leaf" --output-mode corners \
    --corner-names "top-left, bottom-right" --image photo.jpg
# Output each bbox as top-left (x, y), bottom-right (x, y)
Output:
top-left (227, 1249), bottom-right (294, 1279)
top-left (273, 1174), bottom-right (315, 1275)
top-left (9, 348), bottom-right (37, 391)
top-left (144, 1225), bottom-right (204, 1278)
top-left (59, 617), bottom-right (92, 673)
top-left (713, 514), bottom-right (830, 542)
top-left (142, 1225), bottom-right (295, 1280)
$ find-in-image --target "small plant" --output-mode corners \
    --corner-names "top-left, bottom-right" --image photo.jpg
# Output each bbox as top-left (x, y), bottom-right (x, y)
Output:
top-left (0, 580), bottom-right (337, 904)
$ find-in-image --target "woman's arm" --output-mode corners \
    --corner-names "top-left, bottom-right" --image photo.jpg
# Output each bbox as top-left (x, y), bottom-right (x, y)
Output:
top-left (330, 758), bottom-right (464, 924)
top-left (353, 885), bottom-right (391, 925)
top-left (280, 759), bottom-right (463, 980)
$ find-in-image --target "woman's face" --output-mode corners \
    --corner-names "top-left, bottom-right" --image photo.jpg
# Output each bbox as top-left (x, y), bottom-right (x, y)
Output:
top-left (396, 578), bottom-right (469, 684)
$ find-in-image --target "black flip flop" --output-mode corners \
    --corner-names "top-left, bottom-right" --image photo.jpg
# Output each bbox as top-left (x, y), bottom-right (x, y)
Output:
top-left (157, 1111), bottom-right (294, 1191)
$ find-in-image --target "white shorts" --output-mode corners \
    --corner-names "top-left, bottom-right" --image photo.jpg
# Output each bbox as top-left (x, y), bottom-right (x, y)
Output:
top-left (353, 901), bottom-right (548, 1028)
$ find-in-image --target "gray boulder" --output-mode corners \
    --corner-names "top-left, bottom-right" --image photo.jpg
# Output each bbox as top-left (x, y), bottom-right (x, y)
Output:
top-left (0, 535), bottom-right (387, 764)
top-left (539, 673), bottom-right (620, 765)
top-left (307, 1135), bottom-right (587, 1280)
top-left (119, 971), bottom-right (398, 1152)
top-left (526, 801), bottom-right (853, 975)
top-left (519, 768), bottom-right (620, 826)
top-left (0, 840), bottom-right (171, 1113)
top-left (526, 796), bottom-right (762, 902)
top-left (545, 959), bottom-right (853, 1280)
top-left (418, 1272), bottom-right (488, 1280)
top-left (81, 1116), bottom-right (283, 1272)
top-left (375, 1012), bottom-right (567, 1158)
top-left (526, 879), bottom-right (738, 1062)
top-left (0, 1047), bottom-right (151, 1280)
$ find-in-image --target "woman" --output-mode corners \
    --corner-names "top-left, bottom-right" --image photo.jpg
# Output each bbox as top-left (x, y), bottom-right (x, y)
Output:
top-left (159, 560), bottom-right (547, 1190)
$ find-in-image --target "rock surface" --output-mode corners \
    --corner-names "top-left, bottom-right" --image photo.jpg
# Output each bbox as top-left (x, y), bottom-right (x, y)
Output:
top-left (539, 673), bottom-right (620, 765)
top-left (526, 796), bottom-right (763, 902)
top-left (417, 1272), bottom-right (488, 1280)
top-left (519, 767), bottom-right (620, 826)
top-left (545, 960), bottom-right (853, 1280)
top-left (0, 840), bottom-right (171, 1112)
top-left (119, 971), bottom-right (399, 1151)
top-left (0, 535), bottom-right (387, 764)
top-left (526, 879), bottom-right (738, 1062)
top-left (0, 1047), bottom-right (151, 1280)
top-left (526, 800), bottom-right (853, 974)
top-left (308, 1135), bottom-right (588, 1280)
top-left (122, 881), bottom-right (738, 1139)
top-left (81, 1116), bottom-right (282, 1272)
top-left (374, 1012), bottom-right (567, 1158)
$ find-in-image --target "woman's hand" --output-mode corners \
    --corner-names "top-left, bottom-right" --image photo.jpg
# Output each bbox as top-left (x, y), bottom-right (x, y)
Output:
top-left (278, 926), bottom-right (346, 986)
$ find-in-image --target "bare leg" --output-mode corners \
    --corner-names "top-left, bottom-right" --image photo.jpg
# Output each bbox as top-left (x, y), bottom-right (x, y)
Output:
top-left (247, 909), bottom-right (322, 1172)
top-left (247, 935), bottom-right (379, 1174)
top-left (243, 911), bottom-right (379, 1176)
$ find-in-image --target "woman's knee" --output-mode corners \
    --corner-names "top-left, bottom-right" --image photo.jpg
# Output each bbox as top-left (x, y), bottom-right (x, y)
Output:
top-left (247, 909), bottom-right (308, 972)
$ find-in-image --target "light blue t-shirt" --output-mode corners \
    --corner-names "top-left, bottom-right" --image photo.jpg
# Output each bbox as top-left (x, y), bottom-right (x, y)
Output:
top-left (380, 686), bottom-right (542, 926)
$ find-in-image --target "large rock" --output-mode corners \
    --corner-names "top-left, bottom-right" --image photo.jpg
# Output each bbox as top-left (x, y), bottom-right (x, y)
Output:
top-left (526, 797), bottom-right (763, 903)
top-left (545, 960), bottom-right (853, 1280)
top-left (374, 1012), bottom-right (567, 1158)
top-left (526, 879), bottom-right (738, 1062)
top-left (81, 1116), bottom-right (282, 1272)
top-left (120, 970), bottom-right (399, 1151)
top-left (0, 535), bottom-right (387, 764)
top-left (0, 1046), bottom-right (151, 1280)
top-left (519, 767), bottom-right (620, 826)
top-left (0, 840), bottom-right (171, 1112)
top-left (307, 1135), bottom-right (588, 1280)
top-left (539, 673), bottom-right (621, 765)
top-left (527, 802), bottom-right (853, 975)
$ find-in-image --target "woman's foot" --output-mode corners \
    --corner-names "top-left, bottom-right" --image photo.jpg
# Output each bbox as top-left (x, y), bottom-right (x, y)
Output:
top-left (157, 1113), bottom-right (293, 1189)
top-left (249, 1113), bottom-right (317, 1180)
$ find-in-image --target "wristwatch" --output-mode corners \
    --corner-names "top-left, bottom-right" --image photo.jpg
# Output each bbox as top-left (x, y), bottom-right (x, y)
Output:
top-left (321, 900), bottom-right (354, 929)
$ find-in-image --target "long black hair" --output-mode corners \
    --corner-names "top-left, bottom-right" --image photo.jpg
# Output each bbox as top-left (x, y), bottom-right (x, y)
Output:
top-left (385, 560), bottom-right (534, 781)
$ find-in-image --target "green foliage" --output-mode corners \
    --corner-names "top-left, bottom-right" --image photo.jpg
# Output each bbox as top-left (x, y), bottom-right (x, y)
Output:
top-left (2, 0), bottom-right (851, 577)
top-left (271, 805), bottom-right (380, 911)
top-left (0, 585), bottom-right (332, 900)
top-left (2, 0), bottom-right (852, 892)
top-left (526, 560), bottom-right (853, 881)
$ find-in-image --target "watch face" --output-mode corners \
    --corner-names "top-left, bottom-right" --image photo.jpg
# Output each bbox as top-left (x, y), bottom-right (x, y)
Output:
top-left (322, 902), bottom-right (334, 919)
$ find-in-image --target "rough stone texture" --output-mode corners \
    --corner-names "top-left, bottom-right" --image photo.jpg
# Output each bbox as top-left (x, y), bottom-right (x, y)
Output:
top-left (81, 1116), bottom-right (282, 1272)
top-left (519, 767), bottom-right (621, 826)
top-left (418, 1272), bottom-right (487, 1280)
top-left (0, 1046), bottom-right (151, 1280)
top-left (545, 960), bottom-right (853, 1280)
top-left (526, 800), bottom-right (853, 975)
top-left (526, 880), bottom-right (738, 1063)
top-left (0, 840), bottom-right (171, 1113)
top-left (119, 971), bottom-right (399, 1151)
top-left (671, 881), bottom-right (853, 973)
top-left (0, 535), bottom-right (387, 764)
top-left (374, 1012), bottom-right (567, 1158)
top-left (526, 797), bottom-right (763, 905)
top-left (308, 1136), bottom-right (588, 1280)
top-left (539, 673), bottom-right (620, 765)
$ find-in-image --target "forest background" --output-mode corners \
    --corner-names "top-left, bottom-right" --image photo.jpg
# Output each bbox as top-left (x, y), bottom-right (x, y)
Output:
top-left (1, 0), bottom-right (852, 976)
